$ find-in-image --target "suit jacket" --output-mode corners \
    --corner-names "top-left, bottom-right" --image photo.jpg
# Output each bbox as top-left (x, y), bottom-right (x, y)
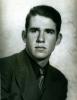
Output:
top-left (1, 49), bottom-right (68, 100)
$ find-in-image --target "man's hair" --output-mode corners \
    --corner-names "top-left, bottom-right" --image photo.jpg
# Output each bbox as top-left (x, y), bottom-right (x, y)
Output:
top-left (25, 5), bottom-right (62, 35)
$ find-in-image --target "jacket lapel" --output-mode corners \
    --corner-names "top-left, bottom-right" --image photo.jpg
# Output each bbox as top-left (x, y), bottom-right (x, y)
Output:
top-left (14, 50), bottom-right (33, 92)
top-left (13, 50), bottom-right (41, 100)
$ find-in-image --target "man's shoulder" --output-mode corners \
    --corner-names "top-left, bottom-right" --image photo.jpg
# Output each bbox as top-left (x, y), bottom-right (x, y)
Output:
top-left (0, 49), bottom-right (25, 60)
top-left (0, 49), bottom-right (27, 63)
top-left (48, 64), bottom-right (68, 83)
top-left (0, 49), bottom-right (26, 72)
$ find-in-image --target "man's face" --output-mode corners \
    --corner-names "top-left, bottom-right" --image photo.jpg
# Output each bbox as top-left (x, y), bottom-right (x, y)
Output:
top-left (26, 15), bottom-right (58, 60)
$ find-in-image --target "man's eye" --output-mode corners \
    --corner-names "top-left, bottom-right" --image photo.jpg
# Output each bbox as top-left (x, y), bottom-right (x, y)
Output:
top-left (45, 29), bottom-right (55, 34)
top-left (31, 29), bottom-right (36, 32)
top-left (30, 28), bottom-right (39, 33)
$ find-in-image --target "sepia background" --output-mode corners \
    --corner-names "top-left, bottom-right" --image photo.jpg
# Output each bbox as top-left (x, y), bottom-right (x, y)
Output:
top-left (0, 0), bottom-right (77, 100)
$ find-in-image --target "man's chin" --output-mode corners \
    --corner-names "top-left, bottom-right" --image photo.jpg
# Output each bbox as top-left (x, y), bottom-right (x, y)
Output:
top-left (33, 54), bottom-right (49, 60)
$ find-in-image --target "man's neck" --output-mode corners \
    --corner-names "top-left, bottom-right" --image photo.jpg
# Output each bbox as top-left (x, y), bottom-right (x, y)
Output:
top-left (34, 58), bottom-right (49, 68)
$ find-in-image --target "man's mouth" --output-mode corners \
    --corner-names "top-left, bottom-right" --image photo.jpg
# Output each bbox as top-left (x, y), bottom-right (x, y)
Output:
top-left (35, 46), bottom-right (46, 51)
top-left (35, 46), bottom-right (46, 49)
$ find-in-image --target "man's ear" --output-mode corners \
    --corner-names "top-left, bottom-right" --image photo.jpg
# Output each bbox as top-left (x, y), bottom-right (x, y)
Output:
top-left (56, 33), bottom-right (62, 45)
top-left (22, 30), bottom-right (26, 43)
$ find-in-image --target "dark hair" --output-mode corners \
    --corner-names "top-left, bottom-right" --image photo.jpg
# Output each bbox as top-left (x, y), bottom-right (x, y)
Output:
top-left (25, 5), bottom-right (62, 35)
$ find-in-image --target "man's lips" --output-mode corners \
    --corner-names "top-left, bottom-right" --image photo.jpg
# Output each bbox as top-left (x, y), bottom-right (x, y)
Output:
top-left (35, 46), bottom-right (46, 49)
top-left (35, 46), bottom-right (46, 51)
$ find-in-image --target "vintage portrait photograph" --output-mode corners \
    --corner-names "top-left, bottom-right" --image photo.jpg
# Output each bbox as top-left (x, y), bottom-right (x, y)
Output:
top-left (0, 0), bottom-right (77, 100)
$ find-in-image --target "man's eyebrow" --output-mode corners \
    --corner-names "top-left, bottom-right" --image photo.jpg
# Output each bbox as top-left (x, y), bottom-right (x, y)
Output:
top-left (45, 28), bottom-right (55, 32)
top-left (29, 27), bottom-right (39, 31)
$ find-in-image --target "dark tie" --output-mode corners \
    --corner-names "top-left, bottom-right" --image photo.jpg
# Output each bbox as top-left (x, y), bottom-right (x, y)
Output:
top-left (39, 68), bottom-right (45, 94)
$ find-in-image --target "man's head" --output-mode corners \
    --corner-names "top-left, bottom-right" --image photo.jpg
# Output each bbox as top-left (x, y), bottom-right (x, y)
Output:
top-left (25, 5), bottom-right (62, 36)
top-left (22, 5), bottom-right (62, 61)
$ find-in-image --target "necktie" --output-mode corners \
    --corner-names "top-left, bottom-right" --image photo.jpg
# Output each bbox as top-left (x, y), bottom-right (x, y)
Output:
top-left (39, 68), bottom-right (45, 94)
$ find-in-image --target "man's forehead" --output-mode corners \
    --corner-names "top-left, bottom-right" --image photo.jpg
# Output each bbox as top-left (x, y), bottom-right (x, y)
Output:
top-left (29, 15), bottom-right (56, 28)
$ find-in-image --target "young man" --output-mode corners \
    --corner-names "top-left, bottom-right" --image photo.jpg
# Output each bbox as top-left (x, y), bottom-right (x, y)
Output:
top-left (1, 5), bottom-right (68, 100)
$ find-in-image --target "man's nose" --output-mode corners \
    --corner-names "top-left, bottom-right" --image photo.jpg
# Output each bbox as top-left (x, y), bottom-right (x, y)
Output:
top-left (36, 31), bottom-right (45, 43)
